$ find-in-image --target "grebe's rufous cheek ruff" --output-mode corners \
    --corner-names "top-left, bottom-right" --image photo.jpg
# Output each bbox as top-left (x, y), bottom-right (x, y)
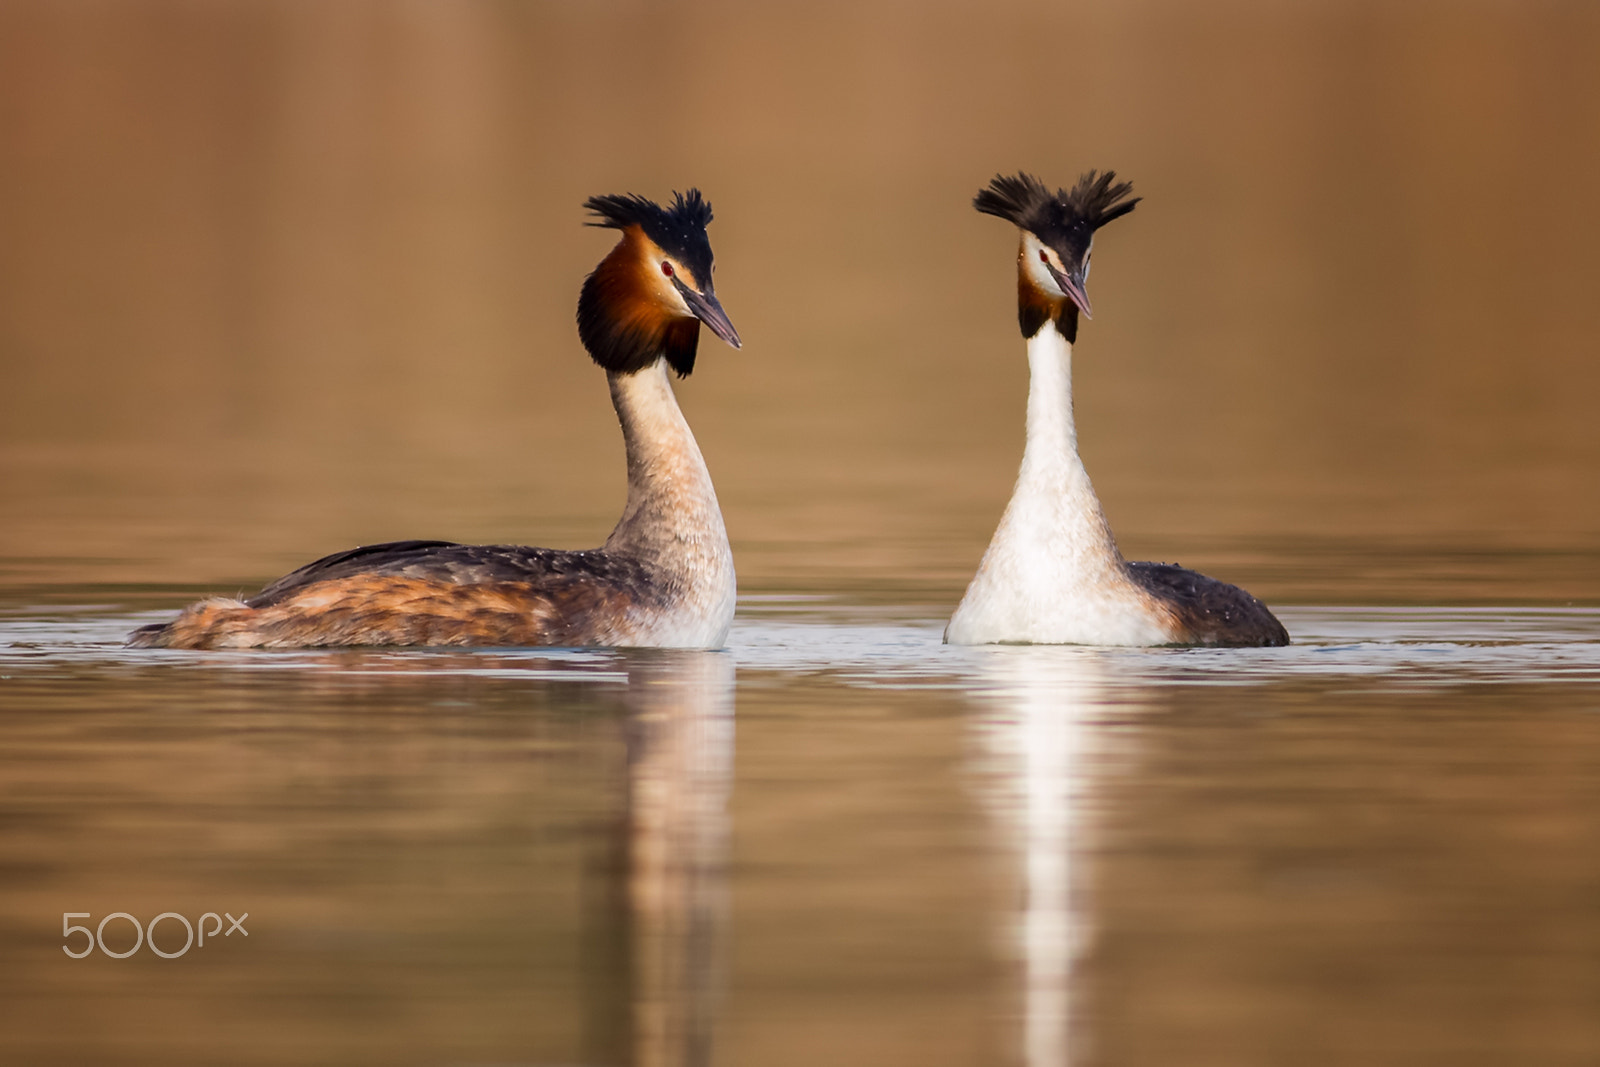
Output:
top-left (129, 189), bottom-right (742, 650)
top-left (945, 171), bottom-right (1289, 648)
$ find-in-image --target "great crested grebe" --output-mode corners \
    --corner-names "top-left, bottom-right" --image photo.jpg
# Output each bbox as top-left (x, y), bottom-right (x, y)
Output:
top-left (129, 189), bottom-right (743, 650)
top-left (945, 171), bottom-right (1288, 647)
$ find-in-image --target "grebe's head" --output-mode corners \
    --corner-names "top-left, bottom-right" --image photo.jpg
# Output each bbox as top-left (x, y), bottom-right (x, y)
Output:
top-left (578, 188), bottom-right (741, 378)
top-left (974, 170), bottom-right (1139, 340)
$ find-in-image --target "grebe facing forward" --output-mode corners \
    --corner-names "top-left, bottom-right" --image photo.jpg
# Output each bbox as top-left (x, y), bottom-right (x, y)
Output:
top-left (945, 172), bottom-right (1288, 648)
top-left (130, 189), bottom-right (743, 650)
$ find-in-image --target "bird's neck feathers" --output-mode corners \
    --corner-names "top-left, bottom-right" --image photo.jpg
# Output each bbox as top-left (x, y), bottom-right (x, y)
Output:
top-left (578, 226), bottom-right (700, 378)
top-left (603, 358), bottom-right (725, 566)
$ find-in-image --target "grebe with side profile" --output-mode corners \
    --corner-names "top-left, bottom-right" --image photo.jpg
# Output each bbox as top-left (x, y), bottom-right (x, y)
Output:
top-left (130, 189), bottom-right (742, 650)
top-left (945, 171), bottom-right (1288, 648)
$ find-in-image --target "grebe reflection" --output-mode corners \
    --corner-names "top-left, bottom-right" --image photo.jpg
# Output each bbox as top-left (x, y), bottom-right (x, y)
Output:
top-left (969, 649), bottom-right (1137, 1067)
top-left (589, 652), bottom-right (732, 1067)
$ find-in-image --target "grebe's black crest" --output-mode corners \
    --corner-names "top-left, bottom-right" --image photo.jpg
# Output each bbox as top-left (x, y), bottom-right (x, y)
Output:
top-left (578, 188), bottom-right (736, 379)
top-left (584, 189), bottom-right (717, 291)
top-left (974, 170), bottom-right (1139, 253)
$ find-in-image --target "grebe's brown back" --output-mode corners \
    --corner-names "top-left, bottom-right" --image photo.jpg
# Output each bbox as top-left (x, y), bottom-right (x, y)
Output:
top-left (945, 171), bottom-right (1287, 648)
top-left (130, 189), bottom-right (742, 650)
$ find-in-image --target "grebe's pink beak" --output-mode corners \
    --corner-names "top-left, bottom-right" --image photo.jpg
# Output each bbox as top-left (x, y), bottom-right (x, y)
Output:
top-left (673, 278), bottom-right (742, 349)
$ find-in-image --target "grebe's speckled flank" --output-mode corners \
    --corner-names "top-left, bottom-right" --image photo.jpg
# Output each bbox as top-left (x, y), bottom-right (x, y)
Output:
top-left (130, 190), bottom-right (742, 650)
top-left (945, 172), bottom-right (1288, 648)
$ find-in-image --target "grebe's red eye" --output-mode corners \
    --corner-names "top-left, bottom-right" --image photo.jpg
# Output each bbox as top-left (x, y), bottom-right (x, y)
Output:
top-left (1039, 250), bottom-right (1049, 263)
top-left (661, 261), bottom-right (674, 277)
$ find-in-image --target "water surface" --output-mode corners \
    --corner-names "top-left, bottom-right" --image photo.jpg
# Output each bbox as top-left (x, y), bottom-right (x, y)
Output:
top-left (3, 597), bottom-right (1599, 1065)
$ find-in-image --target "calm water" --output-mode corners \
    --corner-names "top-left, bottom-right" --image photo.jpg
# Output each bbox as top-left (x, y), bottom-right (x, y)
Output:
top-left (4, 0), bottom-right (1600, 1064)
top-left (3, 596), bottom-right (1599, 1065)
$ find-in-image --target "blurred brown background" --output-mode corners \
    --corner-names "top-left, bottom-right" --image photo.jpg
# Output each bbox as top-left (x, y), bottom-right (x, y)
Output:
top-left (2, 0), bottom-right (1598, 604)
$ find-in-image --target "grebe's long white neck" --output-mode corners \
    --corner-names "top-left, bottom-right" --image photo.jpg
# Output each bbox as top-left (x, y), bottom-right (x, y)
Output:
top-left (604, 359), bottom-right (735, 646)
top-left (946, 319), bottom-right (1170, 647)
top-left (1014, 320), bottom-right (1121, 573)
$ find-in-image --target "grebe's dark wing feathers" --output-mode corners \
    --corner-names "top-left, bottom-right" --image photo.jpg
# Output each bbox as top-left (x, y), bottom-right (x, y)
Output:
top-left (246, 541), bottom-right (652, 609)
top-left (1125, 561), bottom-right (1290, 647)
top-left (248, 540), bottom-right (462, 606)
top-left (127, 541), bottom-right (661, 649)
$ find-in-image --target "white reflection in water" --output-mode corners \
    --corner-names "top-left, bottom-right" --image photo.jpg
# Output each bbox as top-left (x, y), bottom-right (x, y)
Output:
top-left (622, 651), bottom-right (734, 1067)
top-left (969, 648), bottom-right (1137, 1067)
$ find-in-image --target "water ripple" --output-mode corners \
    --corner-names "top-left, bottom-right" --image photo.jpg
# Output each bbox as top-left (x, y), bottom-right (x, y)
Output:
top-left (4, 601), bottom-right (1599, 691)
